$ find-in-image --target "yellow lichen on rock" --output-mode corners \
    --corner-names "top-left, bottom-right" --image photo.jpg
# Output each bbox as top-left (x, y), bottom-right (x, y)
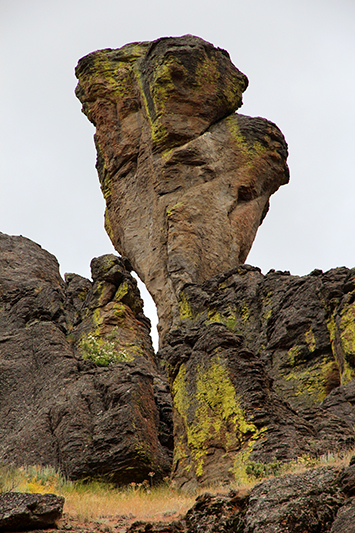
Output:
top-left (172, 355), bottom-right (266, 482)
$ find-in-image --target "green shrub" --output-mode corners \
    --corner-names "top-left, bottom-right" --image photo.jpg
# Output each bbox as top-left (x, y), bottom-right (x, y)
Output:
top-left (245, 459), bottom-right (281, 479)
top-left (80, 333), bottom-right (133, 367)
top-left (0, 464), bottom-right (66, 494)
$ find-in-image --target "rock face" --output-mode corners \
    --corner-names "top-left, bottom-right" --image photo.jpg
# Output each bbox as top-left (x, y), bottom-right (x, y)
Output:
top-left (0, 232), bottom-right (172, 482)
top-left (159, 265), bottom-right (355, 489)
top-left (75, 35), bottom-right (289, 341)
top-left (0, 492), bottom-right (64, 532)
top-left (74, 34), bottom-right (355, 497)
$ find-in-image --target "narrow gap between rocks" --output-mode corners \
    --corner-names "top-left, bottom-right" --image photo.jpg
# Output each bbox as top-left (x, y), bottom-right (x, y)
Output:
top-left (132, 272), bottom-right (159, 352)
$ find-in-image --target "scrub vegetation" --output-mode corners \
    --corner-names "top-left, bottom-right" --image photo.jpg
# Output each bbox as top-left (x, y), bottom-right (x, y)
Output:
top-left (1, 452), bottom-right (353, 525)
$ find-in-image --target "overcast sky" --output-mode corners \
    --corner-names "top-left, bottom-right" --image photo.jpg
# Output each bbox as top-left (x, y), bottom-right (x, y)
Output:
top-left (1, 0), bottom-right (354, 347)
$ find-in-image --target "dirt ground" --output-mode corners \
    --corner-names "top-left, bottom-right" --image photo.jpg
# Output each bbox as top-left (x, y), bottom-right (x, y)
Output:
top-left (34, 510), bottom-right (182, 533)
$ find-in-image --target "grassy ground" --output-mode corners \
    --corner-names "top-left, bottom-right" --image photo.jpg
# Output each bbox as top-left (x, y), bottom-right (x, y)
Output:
top-left (0, 465), bottom-right (196, 524)
top-left (0, 449), bottom-right (353, 526)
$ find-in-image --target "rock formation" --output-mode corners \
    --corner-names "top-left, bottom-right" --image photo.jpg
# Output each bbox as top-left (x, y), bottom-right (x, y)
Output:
top-left (74, 33), bottom-right (355, 494)
top-left (0, 232), bottom-right (172, 482)
top-left (160, 265), bottom-right (355, 489)
top-left (75, 35), bottom-right (289, 342)
top-left (1, 34), bottom-right (354, 533)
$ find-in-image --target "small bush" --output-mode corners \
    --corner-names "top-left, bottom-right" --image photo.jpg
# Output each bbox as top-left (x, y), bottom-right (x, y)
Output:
top-left (245, 459), bottom-right (281, 479)
top-left (80, 333), bottom-right (133, 367)
top-left (0, 464), bottom-right (66, 494)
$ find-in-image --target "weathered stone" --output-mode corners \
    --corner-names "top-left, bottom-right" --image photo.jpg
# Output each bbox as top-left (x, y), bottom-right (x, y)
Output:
top-left (338, 464), bottom-right (355, 496)
top-left (0, 492), bottom-right (64, 532)
top-left (184, 491), bottom-right (248, 533)
top-left (127, 521), bottom-right (185, 532)
top-left (158, 265), bottom-right (355, 488)
top-left (75, 35), bottom-right (289, 342)
top-left (330, 497), bottom-right (355, 533)
top-left (0, 233), bottom-right (172, 482)
top-left (243, 467), bottom-right (344, 533)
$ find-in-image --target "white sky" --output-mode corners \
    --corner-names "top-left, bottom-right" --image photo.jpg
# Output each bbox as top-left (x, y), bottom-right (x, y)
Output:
top-left (1, 0), bottom-right (354, 348)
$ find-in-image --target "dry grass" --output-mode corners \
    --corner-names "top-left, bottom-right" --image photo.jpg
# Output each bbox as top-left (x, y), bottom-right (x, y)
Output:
top-left (0, 467), bottom-right (195, 523)
top-left (1, 448), bottom-right (354, 524)
top-left (62, 482), bottom-right (196, 523)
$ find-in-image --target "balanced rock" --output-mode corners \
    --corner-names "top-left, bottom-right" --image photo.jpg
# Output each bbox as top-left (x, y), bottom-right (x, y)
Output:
top-left (0, 232), bottom-right (172, 482)
top-left (75, 35), bottom-right (289, 342)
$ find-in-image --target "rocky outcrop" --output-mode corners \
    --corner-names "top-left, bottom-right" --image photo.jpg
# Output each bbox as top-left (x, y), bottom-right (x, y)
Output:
top-left (74, 34), bottom-right (355, 495)
top-left (127, 461), bottom-right (355, 533)
top-left (159, 265), bottom-right (355, 489)
top-left (0, 492), bottom-right (64, 532)
top-left (0, 232), bottom-right (172, 482)
top-left (75, 35), bottom-right (289, 342)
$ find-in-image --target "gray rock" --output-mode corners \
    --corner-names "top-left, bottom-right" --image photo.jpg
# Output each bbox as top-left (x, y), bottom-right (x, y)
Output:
top-left (159, 265), bottom-right (355, 488)
top-left (0, 233), bottom-right (172, 483)
top-left (330, 497), bottom-right (355, 533)
top-left (0, 492), bottom-right (64, 532)
top-left (243, 467), bottom-right (343, 532)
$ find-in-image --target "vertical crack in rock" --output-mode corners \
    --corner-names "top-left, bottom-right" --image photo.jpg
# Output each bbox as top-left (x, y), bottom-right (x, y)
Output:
top-left (75, 35), bottom-right (289, 344)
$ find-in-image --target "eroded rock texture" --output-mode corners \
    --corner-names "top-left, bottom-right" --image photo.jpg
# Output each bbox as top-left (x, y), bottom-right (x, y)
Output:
top-left (159, 265), bottom-right (355, 490)
top-left (127, 461), bottom-right (355, 533)
top-left (0, 492), bottom-right (64, 532)
top-left (75, 35), bottom-right (289, 341)
top-left (0, 232), bottom-right (172, 482)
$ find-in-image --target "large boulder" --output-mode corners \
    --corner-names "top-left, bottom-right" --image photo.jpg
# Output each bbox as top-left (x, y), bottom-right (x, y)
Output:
top-left (75, 35), bottom-right (289, 342)
top-left (0, 232), bottom-right (172, 482)
top-left (0, 492), bottom-right (64, 532)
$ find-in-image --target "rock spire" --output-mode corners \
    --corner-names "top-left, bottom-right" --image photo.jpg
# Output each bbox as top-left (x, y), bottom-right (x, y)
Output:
top-left (75, 35), bottom-right (289, 342)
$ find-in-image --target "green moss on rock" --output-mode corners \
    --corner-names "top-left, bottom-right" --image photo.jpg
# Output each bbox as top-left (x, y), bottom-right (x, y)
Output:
top-left (339, 302), bottom-right (355, 367)
top-left (274, 352), bottom-right (339, 409)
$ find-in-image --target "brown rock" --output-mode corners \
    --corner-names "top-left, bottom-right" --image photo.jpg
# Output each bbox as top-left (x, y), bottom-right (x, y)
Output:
top-left (338, 463), bottom-right (355, 496)
top-left (127, 521), bottom-right (185, 532)
top-left (330, 498), bottom-right (355, 533)
top-left (75, 35), bottom-right (289, 342)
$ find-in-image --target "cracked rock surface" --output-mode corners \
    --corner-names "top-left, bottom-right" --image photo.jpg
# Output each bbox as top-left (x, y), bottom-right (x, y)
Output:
top-left (0, 232), bottom-right (172, 482)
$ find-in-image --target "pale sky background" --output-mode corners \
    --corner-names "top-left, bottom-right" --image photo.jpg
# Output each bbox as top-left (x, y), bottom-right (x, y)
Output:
top-left (1, 0), bottom-right (354, 348)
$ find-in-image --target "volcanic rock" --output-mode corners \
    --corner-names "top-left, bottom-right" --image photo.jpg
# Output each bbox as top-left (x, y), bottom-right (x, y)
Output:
top-left (0, 492), bottom-right (64, 532)
top-left (126, 463), bottom-right (355, 533)
top-left (159, 265), bottom-right (355, 489)
top-left (330, 498), bottom-right (355, 533)
top-left (0, 232), bottom-right (172, 482)
top-left (242, 467), bottom-right (343, 532)
top-left (75, 35), bottom-right (289, 342)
